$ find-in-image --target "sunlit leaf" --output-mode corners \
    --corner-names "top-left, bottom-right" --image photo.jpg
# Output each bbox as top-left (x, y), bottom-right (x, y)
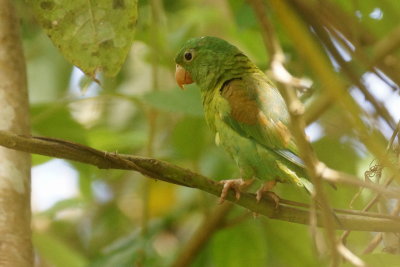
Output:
top-left (31, 0), bottom-right (138, 77)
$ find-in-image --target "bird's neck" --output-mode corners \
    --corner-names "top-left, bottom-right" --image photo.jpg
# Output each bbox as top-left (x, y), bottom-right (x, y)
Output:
top-left (196, 53), bottom-right (259, 93)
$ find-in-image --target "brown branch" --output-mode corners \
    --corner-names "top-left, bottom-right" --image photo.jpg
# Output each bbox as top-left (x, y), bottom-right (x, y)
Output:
top-left (362, 233), bottom-right (383, 255)
top-left (0, 130), bottom-right (399, 232)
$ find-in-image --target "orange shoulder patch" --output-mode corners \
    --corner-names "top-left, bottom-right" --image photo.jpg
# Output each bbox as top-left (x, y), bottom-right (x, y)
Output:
top-left (220, 79), bottom-right (259, 125)
top-left (275, 121), bottom-right (291, 147)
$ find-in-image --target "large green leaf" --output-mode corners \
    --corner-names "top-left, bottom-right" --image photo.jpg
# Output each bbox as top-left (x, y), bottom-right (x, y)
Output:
top-left (31, 0), bottom-right (138, 77)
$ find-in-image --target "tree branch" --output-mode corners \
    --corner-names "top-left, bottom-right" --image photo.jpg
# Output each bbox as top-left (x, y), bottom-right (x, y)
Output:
top-left (0, 130), bottom-right (399, 232)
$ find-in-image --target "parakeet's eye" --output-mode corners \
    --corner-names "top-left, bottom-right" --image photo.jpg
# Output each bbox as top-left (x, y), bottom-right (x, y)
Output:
top-left (184, 51), bottom-right (193, 61)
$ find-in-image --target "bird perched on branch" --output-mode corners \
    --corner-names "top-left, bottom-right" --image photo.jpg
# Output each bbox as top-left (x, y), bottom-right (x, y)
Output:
top-left (175, 36), bottom-right (312, 204)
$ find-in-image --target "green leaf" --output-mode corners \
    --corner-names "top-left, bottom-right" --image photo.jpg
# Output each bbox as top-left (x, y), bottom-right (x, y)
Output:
top-left (141, 86), bottom-right (204, 116)
top-left (31, 0), bottom-right (138, 77)
top-left (33, 231), bottom-right (88, 267)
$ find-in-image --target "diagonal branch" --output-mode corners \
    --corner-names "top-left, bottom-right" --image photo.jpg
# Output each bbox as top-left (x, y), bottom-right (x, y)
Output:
top-left (0, 130), bottom-right (399, 232)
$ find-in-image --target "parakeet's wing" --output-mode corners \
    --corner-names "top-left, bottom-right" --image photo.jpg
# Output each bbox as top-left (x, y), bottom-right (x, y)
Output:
top-left (218, 75), bottom-right (305, 168)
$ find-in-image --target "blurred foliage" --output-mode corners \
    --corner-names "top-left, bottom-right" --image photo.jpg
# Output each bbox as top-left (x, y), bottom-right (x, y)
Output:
top-left (13, 0), bottom-right (400, 266)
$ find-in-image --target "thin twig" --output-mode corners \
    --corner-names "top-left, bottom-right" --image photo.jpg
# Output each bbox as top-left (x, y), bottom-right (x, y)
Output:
top-left (388, 120), bottom-right (400, 151)
top-left (337, 243), bottom-right (365, 267)
top-left (362, 233), bottom-right (383, 255)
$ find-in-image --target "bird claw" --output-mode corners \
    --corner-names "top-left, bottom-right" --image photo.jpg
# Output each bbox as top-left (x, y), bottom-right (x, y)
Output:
top-left (256, 191), bottom-right (280, 209)
top-left (256, 181), bottom-right (280, 209)
top-left (218, 178), bottom-right (253, 204)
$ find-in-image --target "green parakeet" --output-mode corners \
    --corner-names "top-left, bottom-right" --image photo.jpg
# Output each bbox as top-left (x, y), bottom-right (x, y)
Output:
top-left (175, 36), bottom-right (311, 203)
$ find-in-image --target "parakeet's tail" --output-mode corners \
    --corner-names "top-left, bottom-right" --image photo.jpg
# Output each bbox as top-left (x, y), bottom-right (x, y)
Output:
top-left (276, 161), bottom-right (313, 193)
top-left (298, 177), bottom-right (314, 195)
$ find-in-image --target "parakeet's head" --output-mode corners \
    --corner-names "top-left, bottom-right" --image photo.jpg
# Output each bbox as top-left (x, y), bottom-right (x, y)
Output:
top-left (175, 36), bottom-right (251, 90)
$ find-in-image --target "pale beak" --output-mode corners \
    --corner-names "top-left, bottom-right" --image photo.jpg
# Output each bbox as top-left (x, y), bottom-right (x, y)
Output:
top-left (175, 64), bottom-right (193, 89)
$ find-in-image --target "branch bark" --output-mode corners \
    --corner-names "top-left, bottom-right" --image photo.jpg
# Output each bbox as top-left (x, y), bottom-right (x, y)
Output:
top-left (0, 131), bottom-right (399, 233)
top-left (0, 1), bottom-right (32, 265)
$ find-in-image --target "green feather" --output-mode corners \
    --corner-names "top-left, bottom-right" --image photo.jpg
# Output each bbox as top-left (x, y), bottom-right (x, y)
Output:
top-left (175, 36), bottom-right (310, 189)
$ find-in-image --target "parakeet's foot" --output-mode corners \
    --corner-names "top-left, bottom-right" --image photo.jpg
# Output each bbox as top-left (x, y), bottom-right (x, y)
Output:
top-left (219, 178), bottom-right (254, 204)
top-left (256, 181), bottom-right (280, 208)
